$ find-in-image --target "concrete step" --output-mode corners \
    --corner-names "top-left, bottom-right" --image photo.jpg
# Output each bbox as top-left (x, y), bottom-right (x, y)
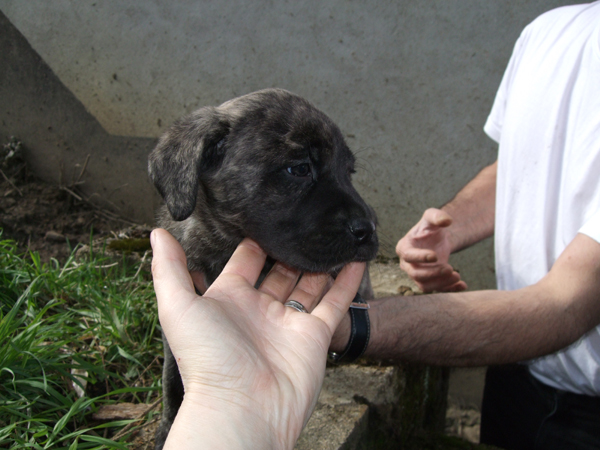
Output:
top-left (295, 402), bottom-right (369, 450)
top-left (295, 363), bottom-right (496, 450)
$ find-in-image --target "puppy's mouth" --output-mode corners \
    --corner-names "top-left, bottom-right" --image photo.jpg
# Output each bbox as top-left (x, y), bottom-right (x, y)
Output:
top-left (262, 234), bottom-right (379, 274)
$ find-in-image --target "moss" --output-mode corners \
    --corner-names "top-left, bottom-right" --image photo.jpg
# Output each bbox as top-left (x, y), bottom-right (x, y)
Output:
top-left (107, 238), bottom-right (151, 254)
top-left (405, 432), bottom-right (502, 450)
top-left (392, 365), bottom-right (449, 444)
top-left (374, 253), bottom-right (400, 264)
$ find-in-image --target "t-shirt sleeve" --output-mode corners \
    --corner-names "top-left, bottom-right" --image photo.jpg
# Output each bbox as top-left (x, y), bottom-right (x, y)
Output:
top-left (483, 29), bottom-right (530, 144)
top-left (579, 210), bottom-right (600, 244)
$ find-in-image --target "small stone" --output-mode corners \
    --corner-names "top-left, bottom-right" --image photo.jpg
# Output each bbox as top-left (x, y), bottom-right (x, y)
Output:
top-left (397, 285), bottom-right (414, 296)
top-left (462, 424), bottom-right (480, 443)
top-left (44, 231), bottom-right (66, 243)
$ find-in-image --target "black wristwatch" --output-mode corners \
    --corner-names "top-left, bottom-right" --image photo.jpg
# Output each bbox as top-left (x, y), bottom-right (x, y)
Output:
top-left (328, 293), bottom-right (370, 364)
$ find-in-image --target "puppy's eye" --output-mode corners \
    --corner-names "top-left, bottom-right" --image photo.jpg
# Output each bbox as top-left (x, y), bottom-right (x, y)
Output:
top-left (286, 163), bottom-right (311, 178)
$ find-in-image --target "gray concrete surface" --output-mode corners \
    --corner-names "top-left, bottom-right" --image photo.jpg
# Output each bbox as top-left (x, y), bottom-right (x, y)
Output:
top-left (295, 402), bottom-right (369, 450)
top-left (0, 1), bottom-right (580, 289)
top-left (448, 367), bottom-right (487, 410)
top-left (0, 11), bottom-right (159, 222)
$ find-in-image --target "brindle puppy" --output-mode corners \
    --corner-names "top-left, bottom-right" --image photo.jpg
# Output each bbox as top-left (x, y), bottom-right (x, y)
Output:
top-left (148, 88), bottom-right (378, 449)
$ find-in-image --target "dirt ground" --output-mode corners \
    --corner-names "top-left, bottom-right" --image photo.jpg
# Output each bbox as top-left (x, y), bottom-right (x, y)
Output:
top-left (0, 141), bottom-right (484, 446)
top-left (0, 139), bottom-right (134, 260)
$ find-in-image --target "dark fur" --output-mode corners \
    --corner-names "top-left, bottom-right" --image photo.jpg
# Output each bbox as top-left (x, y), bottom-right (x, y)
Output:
top-left (148, 88), bottom-right (378, 449)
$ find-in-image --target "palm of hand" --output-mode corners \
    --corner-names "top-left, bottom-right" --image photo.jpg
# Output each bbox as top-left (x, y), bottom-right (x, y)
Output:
top-left (169, 277), bottom-right (330, 431)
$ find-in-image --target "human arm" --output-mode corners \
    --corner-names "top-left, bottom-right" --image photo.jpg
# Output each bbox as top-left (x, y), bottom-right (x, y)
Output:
top-left (396, 160), bottom-right (497, 292)
top-left (333, 232), bottom-right (600, 366)
top-left (150, 229), bottom-right (365, 449)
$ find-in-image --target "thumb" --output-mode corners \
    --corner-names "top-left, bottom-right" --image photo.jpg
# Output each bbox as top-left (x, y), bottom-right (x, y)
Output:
top-left (416, 208), bottom-right (453, 236)
top-left (150, 228), bottom-right (197, 311)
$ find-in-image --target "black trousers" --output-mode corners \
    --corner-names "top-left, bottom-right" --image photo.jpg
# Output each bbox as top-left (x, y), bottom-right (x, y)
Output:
top-left (480, 365), bottom-right (600, 450)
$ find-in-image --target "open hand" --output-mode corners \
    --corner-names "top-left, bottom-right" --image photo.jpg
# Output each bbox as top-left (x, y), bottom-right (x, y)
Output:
top-left (396, 208), bottom-right (467, 292)
top-left (151, 228), bottom-right (365, 448)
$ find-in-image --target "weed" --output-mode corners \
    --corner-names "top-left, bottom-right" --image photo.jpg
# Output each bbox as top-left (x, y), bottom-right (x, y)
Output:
top-left (0, 232), bottom-right (161, 448)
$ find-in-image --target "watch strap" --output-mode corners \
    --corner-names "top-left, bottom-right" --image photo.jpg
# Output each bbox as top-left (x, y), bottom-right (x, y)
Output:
top-left (328, 293), bottom-right (370, 364)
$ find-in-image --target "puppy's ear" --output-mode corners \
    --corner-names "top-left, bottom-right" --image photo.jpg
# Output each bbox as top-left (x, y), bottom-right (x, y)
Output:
top-left (148, 107), bottom-right (230, 221)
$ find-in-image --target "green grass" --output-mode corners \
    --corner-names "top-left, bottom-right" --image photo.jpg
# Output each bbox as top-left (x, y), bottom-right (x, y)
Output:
top-left (0, 232), bottom-right (162, 449)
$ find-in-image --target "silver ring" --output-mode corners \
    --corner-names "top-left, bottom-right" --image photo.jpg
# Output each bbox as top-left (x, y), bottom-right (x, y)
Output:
top-left (284, 300), bottom-right (309, 313)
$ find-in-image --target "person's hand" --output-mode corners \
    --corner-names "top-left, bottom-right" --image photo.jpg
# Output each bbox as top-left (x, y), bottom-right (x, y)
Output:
top-left (150, 228), bottom-right (365, 449)
top-left (396, 208), bottom-right (467, 292)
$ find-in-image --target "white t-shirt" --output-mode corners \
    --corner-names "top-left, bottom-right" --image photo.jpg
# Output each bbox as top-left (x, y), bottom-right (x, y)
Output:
top-left (484, 1), bottom-right (600, 396)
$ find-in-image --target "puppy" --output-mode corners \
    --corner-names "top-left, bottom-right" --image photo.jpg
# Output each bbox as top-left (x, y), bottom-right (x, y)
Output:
top-left (148, 88), bottom-right (378, 449)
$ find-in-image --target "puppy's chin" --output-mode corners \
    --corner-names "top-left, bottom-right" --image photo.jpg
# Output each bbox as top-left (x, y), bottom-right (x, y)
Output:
top-left (265, 239), bottom-right (379, 274)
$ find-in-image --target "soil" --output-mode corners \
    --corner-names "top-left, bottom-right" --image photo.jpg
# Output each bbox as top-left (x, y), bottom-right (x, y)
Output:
top-left (0, 141), bottom-right (483, 447)
top-left (0, 139), bottom-right (135, 260)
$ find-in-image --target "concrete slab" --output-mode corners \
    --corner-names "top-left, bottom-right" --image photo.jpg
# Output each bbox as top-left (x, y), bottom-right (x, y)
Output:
top-left (295, 403), bottom-right (369, 450)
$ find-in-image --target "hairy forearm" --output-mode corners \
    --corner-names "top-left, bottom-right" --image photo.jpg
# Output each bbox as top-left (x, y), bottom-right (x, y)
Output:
top-left (331, 234), bottom-right (600, 365)
top-left (364, 289), bottom-right (573, 366)
top-left (362, 246), bottom-right (600, 367)
top-left (442, 161), bottom-right (497, 253)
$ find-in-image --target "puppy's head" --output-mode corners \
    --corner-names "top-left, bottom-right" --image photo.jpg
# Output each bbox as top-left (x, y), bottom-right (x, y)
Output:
top-left (149, 88), bottom-right (378, 273)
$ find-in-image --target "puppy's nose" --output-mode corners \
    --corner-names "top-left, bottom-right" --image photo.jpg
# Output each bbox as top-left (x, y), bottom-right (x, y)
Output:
top-left (349, 218), bottom-right (376, 243)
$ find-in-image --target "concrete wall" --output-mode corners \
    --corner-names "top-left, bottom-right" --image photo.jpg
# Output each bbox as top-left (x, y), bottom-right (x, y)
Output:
top-left (0, 1), bottom-right (580, 289)
top-left (0, 11), bottom-right (158, 223)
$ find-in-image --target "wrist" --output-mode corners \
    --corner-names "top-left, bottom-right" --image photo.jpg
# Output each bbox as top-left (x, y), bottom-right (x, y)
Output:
top-left (165, 393), bottom-right (291, 450)
top-left (330, 312), bottom-right (352, 353)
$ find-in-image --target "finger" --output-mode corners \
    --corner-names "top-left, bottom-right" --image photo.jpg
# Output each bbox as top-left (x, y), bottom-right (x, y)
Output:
top-left (400, 261), bottom-right (460, 290)
top-left (400, 259), bottom-right (452, 280)
top-left (417, 278), bottom-right (467, 293)
top-left (442, 280), bottom-right (468, 292)
top-left (258, 262), bottom-right (302, 302)
top-left (399, 247), bottom-right (439, 264)
top-left (150, 229), bottom-right (197, 312)
top-left (416, 271), bottom-right (464, 293)
top-left (422, 208), bottom-right (453, 230)
top-left (412, 209), bottom-right (451, 239)
top-left (219, 238), bottom-right (268, 287)
top-left (285, 272), bottom-right (331, 312)
top-left (312, 262), bottom-right (365, 332)
top-left (190, 271), bottom-right (207, 294)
